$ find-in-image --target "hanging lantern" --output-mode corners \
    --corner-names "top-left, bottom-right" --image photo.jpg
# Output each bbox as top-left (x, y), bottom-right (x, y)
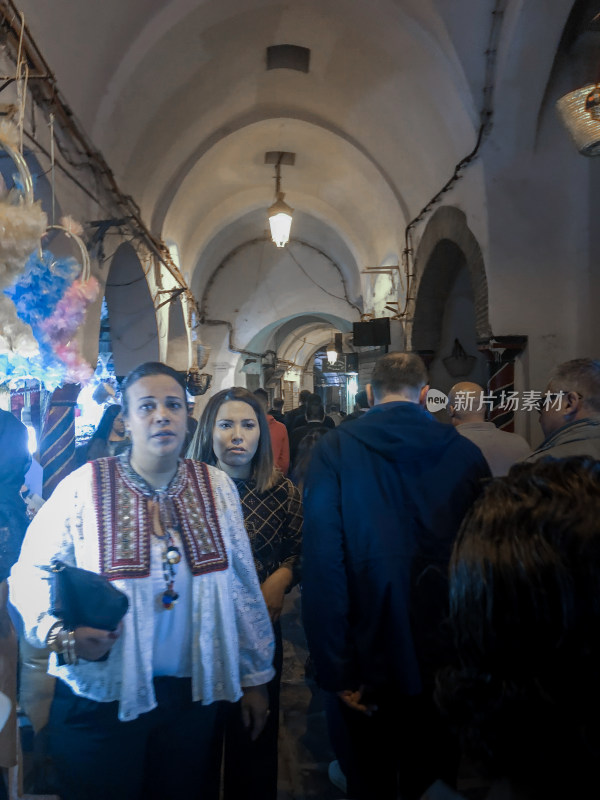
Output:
top-left (326, 342), bottom-right (338, 366)
top-left (268, 194), bottom-right (294, 248)
top-left (267, 158), bottom-right (294, 247)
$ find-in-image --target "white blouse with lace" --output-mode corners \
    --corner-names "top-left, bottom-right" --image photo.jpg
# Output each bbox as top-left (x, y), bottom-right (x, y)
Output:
top-left (9, 459), bottom-right (275, 722)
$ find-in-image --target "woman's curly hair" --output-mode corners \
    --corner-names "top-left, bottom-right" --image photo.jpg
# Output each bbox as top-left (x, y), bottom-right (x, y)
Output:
top-left (437, 456), bottom-right (600, 797)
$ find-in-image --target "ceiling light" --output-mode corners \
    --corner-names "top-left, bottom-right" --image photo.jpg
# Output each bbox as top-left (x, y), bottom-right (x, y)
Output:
top-left (326, 341), bottom-right (338, 366)
top-left (268, 160), bottom-right (293, 247)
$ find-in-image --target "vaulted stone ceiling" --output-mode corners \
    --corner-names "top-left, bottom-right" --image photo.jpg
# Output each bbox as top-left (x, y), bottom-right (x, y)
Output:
top-left (14, 0), bottom-right (584, 381)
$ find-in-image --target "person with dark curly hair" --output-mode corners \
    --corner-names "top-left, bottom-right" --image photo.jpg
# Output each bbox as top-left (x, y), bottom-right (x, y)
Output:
top-left (435, 456), bottom-right (600, 800)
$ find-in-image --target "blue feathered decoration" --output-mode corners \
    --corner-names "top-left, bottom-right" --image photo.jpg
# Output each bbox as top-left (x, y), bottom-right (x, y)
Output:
top-left (2, 249), bottom-right (81, 389)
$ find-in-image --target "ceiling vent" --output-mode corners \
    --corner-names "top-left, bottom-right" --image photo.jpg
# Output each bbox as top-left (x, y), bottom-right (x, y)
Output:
top-left (266, 45), bottom-right (310, 73)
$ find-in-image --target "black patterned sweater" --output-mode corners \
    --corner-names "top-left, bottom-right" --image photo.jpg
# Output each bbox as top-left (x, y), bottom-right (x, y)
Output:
top-left (232, 474), bottom-right (302, 586)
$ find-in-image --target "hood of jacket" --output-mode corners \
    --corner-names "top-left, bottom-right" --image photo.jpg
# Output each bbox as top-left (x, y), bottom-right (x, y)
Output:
top-left (337, 400), bottom-right (460, 462)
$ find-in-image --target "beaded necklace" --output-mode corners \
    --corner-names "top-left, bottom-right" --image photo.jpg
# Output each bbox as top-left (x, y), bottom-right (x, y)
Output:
top-left (151, 489), bottom-right (183, 610)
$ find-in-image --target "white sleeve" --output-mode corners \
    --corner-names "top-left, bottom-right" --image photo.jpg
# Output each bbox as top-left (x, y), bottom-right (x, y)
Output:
top-left (212, 471), bottom-right (275, 686)
top-left (9, 467), bottom-right (89, 648)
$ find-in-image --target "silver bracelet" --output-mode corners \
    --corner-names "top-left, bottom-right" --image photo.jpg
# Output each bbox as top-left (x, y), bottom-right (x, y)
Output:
top-left (46, 624), bottom-right (78, 665)
top-left (65, 629), bottom-right (78, 665)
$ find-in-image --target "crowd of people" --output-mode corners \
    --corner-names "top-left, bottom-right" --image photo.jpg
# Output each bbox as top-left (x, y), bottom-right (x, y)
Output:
top-left (1, 353), bottom-right (600, 800)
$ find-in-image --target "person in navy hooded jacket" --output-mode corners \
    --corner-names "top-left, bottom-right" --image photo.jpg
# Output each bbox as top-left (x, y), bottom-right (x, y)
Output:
top-left (301, 352), bottom-right (490, 800)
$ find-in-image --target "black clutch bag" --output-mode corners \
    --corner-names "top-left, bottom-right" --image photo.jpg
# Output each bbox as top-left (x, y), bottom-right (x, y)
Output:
top-left (49, 559), bottom-right (129, 631)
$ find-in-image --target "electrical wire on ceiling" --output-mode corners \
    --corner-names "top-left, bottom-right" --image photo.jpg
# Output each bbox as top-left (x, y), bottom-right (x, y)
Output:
top-left (400, 0), bottom-right (506, 319)
top-left (286, 241), bottom-right (363, 315)
top-left (199, 236), bottom-right (362, 366)
top-left (200, 236), bottom-right (362, 321)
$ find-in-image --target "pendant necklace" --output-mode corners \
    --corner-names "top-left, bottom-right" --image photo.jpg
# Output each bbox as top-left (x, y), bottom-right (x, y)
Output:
top-left (160, 527), bottom-right (182, 609)
top-left (152, 490), bottom-right (183, 610)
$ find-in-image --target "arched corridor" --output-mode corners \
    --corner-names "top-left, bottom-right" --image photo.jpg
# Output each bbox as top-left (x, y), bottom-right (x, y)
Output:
top-left (1, 2), bottom-right (599, 799)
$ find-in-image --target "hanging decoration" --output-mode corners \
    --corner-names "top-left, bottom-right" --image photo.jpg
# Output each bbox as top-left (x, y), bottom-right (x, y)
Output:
top-left (186, 342), bottom-right (212, 396)
top-left (556, 84), bottom-right (600, 156)
top-left (443, 338), bottom-right (477, 378)
top-left (0, 17), bottom-right (98, 390)
top-left (3, 218), bottom-right (99, 388)
top-left (41, 219), bottom-right (100, 383)
top-left (0, 119), bottom-right (47, 358)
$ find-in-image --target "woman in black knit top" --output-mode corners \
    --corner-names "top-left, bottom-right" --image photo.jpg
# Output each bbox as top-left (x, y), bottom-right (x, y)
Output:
top-left (188, 386), bottom-right (302, 800)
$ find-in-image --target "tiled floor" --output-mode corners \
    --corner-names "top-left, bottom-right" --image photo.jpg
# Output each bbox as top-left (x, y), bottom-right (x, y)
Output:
top-left (15, 585), bottom-right (487, 800)
top-left (13, 586), bottom-right (342, 800)
top-left (277, 586), bottom-right (343, 800)
top-left (277, 587), bottom-right (490, 800)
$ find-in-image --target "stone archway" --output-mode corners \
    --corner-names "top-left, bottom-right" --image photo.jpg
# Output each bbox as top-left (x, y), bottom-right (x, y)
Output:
top-left (408, 206), bottom-right (491, 354)
top-left (406, 206), bottom-right (492, 406)
top-left (104, 243), bottom-right (159, 377)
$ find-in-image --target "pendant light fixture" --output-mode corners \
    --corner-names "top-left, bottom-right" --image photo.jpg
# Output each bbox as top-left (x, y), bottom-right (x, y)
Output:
top-left (268, 157), bottom-right (293, 247)
top-left (326, 340), bottom-right (338, 366)
top-left (326, 332), bottom-right (342, 366)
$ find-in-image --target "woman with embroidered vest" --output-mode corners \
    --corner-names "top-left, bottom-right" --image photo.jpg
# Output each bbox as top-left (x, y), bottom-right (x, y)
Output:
top-left (188, 386), bottom-right (302, 800)
top-left (9, 363), bottom-right (275, 800)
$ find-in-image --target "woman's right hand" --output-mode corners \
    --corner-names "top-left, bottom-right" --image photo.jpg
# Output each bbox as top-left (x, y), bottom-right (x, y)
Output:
top-left (74, 623), bottom-right (122, 661)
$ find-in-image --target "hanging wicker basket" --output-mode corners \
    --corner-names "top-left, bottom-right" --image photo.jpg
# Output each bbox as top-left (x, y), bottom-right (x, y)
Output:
top-left (196, 342), bottom-right (211, 370)
top-left (443, 338), bottom-right (477, 378)
top-left (185, 342), bottom-right (212, 395)
top-left (556, 83), bottom-right (600, 156)
top-left (186, 366), bottom-right (212, 396)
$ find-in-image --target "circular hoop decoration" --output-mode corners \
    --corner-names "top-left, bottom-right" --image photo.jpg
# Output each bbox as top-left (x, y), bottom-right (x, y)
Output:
top-left (45, 220), bottom-right (91, 281)
top-left (0, 120), bottom-right (34, 205)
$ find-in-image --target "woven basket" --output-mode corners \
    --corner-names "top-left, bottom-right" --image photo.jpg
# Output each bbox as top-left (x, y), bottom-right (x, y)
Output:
top-left (556, 83), bottom-right (600, 156)
top-left (443, 338), bottom-right (477, 378)
top-left (186, 367), bottom-right (212, 396)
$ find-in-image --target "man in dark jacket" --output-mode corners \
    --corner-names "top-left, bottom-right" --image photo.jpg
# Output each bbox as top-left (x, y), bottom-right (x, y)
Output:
top-left (284, 389), bottom-right (312, 433)
top-left (302, 352), bottom-right (490, 800)
top-left (267, 397), bottom-right (285, 424)
top-left (340, 389), bottom-right (369, 423)
top-left (289, 394), bottom-right (331, 465)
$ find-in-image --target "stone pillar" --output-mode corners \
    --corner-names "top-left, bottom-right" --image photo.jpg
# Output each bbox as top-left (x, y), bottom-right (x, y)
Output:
top-left (478, 336), bottom-right (528, 431)
top-left (40, 383), bottom-right (80, 499)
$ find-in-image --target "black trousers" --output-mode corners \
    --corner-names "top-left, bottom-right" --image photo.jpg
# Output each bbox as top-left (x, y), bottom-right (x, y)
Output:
top-left (47, 677), bottom-right (226, 800)
top-left (340, 689), bottom-right (459, 800)
top-left (222, 621), bottom-right (283, 800)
